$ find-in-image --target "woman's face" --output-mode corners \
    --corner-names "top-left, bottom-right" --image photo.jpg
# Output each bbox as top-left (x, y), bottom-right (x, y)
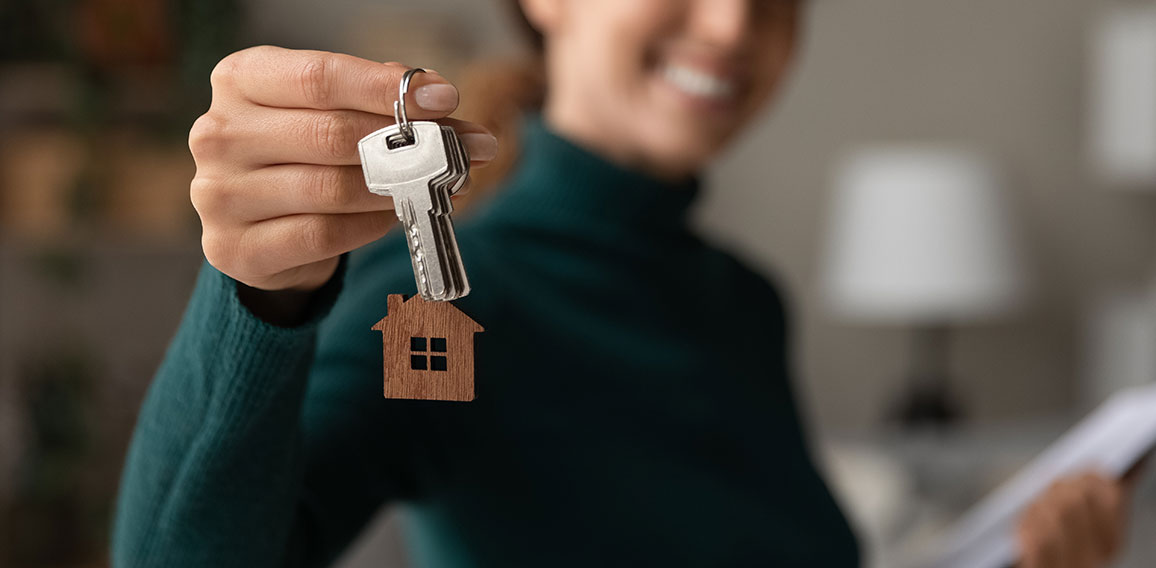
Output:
top-left (525, 0), bottom-right (802, 178)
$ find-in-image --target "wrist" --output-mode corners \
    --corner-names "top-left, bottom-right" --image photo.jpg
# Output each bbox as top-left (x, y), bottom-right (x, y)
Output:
top-left (235, 283), bottom-right (321, 327)
top-left (234, 256), bottom-right (349, 327)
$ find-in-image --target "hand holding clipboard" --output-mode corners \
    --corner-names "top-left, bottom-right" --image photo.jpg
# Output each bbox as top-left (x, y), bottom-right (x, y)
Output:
top-left (915, 384), bottom-right (1156, 568)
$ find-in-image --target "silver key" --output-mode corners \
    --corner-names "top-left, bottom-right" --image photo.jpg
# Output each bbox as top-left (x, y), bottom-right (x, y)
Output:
top-left (360, 121), bottom-right (470, 301)
top-left (358, 69), bottom-right (471, 301)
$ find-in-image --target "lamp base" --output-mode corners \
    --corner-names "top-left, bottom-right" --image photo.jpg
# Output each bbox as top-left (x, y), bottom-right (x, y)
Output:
top-left (888, 326), bottom-right (964, 428)
top-left (887, 376), bottom-right (962, 427)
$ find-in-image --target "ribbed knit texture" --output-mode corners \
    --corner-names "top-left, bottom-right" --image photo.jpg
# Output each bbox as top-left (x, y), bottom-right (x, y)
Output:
top-left (113, 116), bottom-right (859, 567)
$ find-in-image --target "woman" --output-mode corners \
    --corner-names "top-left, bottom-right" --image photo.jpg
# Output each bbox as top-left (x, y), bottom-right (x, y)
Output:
top-left (113, 1), bottom-right (1134, 566)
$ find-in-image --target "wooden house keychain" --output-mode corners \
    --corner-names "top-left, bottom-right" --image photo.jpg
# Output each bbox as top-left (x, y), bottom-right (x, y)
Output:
top-left (358, 68), bottom-right (483, 402)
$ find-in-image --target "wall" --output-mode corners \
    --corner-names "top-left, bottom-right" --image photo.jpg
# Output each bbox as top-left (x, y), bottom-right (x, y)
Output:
top-left (701, 0), bottom-right (1156, 430)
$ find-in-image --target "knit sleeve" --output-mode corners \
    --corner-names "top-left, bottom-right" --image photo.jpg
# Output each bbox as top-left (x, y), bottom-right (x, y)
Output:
top-left (111, 258), bottom-right (361, 567)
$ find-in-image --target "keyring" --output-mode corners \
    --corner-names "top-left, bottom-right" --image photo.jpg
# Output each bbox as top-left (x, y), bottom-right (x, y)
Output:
top-left (394, 67), bottom-right (425, 143)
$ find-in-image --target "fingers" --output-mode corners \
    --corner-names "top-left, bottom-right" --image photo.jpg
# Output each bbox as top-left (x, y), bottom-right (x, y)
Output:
top-left (196, 165), bottom-right (388, 221)
top-left (205, 211), bottom-right (395, 286)
top-left (1017, 473), bottom-right (1132, 568)
top-left (191, 107), bottom-right (499, 168)
top-left (247, 211), bottom-right (395, 274)
top-left (1057, 478), bottom-right (1099, 568)
top-left (1019, 500), bottom-right (1066, 568)
top-left (213, 46), bottom-right (458, 117)
top-left (1085, 474), bottom-right (1127, 563)
top-left (238, 108), bottom-right (397, 166)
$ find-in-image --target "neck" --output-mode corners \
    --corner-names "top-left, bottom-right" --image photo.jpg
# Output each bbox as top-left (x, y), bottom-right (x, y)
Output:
top-left (479, 115), bottom-right (702, 236)
top-left (542, 100), bottom-right (696, 184)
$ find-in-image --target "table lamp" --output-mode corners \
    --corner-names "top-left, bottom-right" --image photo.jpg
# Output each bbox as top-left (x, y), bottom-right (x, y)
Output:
top-left (822, 146), bottom-right (1026, 426)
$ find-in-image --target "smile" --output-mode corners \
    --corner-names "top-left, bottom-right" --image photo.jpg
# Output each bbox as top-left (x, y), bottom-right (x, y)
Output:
top-left (660, 63), bottom-right (737, 102)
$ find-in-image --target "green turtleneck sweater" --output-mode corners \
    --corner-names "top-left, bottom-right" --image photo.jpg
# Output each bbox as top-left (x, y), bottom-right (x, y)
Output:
top-left (113, 117), bottom-right (859, 567)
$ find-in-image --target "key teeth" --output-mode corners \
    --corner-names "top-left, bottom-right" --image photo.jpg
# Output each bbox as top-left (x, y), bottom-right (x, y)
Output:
top-left (399, 201), bottom-right (435, 300)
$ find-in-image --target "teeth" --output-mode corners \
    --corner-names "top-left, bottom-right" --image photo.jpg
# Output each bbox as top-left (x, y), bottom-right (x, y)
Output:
top-left (661, 64), bottom-right (735, 100)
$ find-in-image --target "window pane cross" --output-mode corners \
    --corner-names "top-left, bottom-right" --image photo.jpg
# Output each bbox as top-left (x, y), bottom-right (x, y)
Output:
top-left (409, 336), bottom-right (447, 371)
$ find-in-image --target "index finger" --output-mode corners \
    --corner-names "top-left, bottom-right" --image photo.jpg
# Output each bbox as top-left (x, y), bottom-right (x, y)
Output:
top-left (214, 46), bottom-right (458, 118)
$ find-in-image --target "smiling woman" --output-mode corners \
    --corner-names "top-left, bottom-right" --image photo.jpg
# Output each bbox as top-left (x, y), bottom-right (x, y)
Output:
top-left (520, 0), bottom-right (799, 178)
top-left (109, 1), bottom-right (1132, 567)
top-left (462, 0), bottom-right (799, 199)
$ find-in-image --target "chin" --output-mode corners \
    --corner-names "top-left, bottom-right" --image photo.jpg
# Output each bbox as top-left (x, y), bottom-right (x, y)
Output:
top-left (637, 103), bottom-right (741, 173)
top-left (639, 125), bottom-right (725, 174)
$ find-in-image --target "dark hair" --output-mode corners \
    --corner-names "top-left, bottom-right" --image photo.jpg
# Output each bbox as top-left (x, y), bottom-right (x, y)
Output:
top-left (455, 0), bottom-right (546, 206)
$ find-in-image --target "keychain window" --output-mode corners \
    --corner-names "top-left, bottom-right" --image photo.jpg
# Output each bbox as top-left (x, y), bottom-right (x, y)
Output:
top-left (410, 336), bottom-right (448, 371)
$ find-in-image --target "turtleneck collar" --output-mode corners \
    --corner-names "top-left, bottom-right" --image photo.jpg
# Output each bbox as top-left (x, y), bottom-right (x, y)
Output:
top-left (481, 115), bottom-right (701, 233)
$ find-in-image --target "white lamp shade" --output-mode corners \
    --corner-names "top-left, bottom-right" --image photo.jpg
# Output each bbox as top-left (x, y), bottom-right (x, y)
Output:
top-left (822, 146), bottom-right (1026, 323)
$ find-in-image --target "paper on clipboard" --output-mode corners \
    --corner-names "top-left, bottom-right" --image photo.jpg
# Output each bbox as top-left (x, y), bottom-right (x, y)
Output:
top-left (916, 383), bottom-right (1156, 568)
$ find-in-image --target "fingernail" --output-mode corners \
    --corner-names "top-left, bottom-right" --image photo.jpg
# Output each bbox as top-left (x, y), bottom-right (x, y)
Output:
top-left (414, 83), bottom-right (459, 112)
top-left (461, 132), bottom-right (498, 161)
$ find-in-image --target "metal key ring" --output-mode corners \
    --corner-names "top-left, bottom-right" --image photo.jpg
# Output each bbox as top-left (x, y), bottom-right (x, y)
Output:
top-left (394, 67), bottom-right (425, 143)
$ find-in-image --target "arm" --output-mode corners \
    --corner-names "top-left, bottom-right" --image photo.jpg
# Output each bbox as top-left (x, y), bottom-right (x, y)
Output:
top-left (112, 260), bottom-right (346, 567)
top-left (115, 235), bottom-right (436, 566)
top-left (111, 45), bottom-right (495, 567)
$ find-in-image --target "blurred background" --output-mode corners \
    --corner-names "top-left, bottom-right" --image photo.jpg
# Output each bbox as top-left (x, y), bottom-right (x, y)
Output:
top-left (2, 0), bottom-right (1156, 566)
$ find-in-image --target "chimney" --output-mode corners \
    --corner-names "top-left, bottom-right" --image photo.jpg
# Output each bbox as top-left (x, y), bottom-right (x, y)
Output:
top-left (387, 294), bottom-right (405, 314)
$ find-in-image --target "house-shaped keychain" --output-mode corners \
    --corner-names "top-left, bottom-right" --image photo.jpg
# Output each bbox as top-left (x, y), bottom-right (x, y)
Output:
top-left (371, 294), bottom-right (484, 401)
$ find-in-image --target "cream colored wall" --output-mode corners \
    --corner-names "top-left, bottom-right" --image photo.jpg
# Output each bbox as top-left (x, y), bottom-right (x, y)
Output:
top-left (699, 0), bottom-right (1156, 430)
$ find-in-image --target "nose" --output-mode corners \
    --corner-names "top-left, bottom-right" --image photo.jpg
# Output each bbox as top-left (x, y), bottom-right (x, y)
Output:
top-left (688, 0), bottom-right (751, 50)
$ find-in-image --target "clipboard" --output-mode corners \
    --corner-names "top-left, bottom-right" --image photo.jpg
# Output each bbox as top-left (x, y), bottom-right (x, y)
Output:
top-left (914, 383), bottom-right (1156, 568)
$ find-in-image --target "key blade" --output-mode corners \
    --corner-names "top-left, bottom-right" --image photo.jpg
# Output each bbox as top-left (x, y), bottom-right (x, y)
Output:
top-left (362, 121), bottom-right (472, 302)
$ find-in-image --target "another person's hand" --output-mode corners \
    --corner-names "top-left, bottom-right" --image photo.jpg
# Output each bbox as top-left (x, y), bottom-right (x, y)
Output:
top-left (1016, 471), bottom-right (1135, 568)
top-left (189, 46), bottom-right (497, 293)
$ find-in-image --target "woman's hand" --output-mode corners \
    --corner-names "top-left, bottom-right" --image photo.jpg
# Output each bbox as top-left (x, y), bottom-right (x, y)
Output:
top-left (1016, 471), bottom-right (1136, 568)
top-left (189, 46), bottom-right (497, 294)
